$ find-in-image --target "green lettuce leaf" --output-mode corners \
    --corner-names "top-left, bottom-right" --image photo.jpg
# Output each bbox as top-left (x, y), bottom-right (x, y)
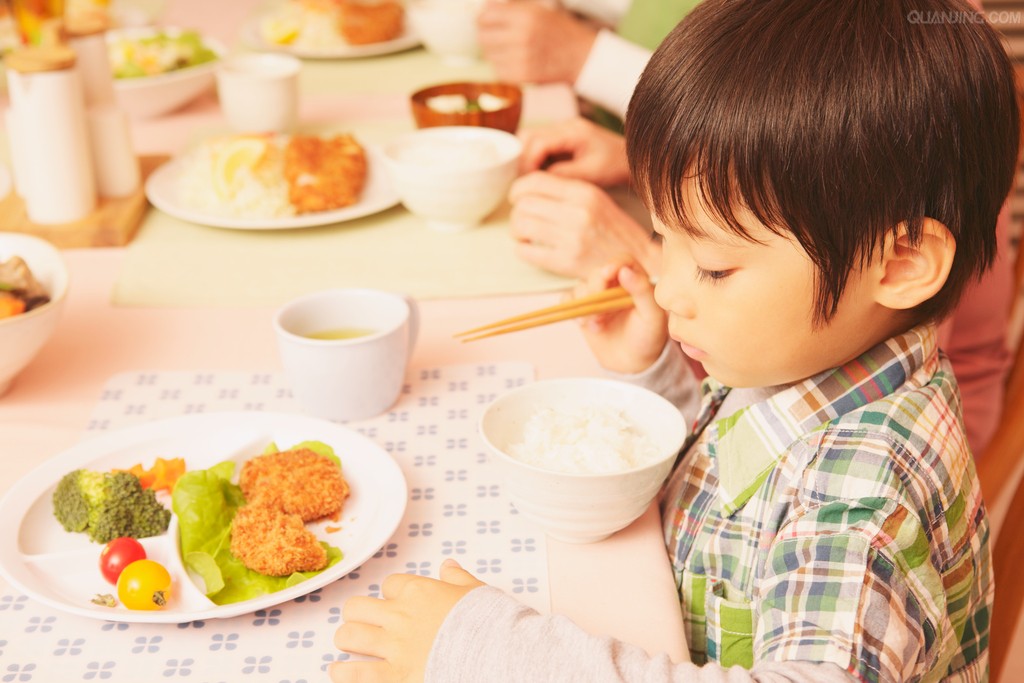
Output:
top-left (170, 444), bottom-right (343, 605)
top-left (263, 439), bottom-right (340, 466)
top-left (291, 440), bottom-right (340, 466)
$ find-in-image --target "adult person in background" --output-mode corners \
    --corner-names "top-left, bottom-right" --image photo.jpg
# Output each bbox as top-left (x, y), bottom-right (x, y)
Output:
top-left (477, 0), bottom-right (697, 276)
top-left (476, 0), bottom-right (698, 118)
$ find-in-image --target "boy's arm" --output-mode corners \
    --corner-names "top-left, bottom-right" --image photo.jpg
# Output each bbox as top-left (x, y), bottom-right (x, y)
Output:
top-left (332, 561), bottom-right (484, 683)
top-left (332, 562), bottom-right (859, 683)
top-left (427, 585), bottom-right (859, 682)
top-left (605, 338), bottom-right (701, 422)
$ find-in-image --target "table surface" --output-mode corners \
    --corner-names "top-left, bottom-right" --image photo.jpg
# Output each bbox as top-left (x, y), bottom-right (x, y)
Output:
top-left (0, 0), bottom-right (689, 676)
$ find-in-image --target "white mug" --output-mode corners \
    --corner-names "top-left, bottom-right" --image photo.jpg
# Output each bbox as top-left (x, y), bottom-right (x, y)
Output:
top-left (274, 289), bottom-right (420, 422)
top-left (215, 53), bottom-right (300, 134)
top-left (406, 0), bottom-right (481, 66)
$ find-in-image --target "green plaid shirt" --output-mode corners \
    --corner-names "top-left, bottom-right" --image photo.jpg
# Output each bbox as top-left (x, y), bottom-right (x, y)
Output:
top-left (661, 324), bottom-right (990, 682)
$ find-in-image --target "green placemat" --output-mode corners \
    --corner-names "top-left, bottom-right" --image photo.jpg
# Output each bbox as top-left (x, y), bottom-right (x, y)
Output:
top-left (112, 202), bottom-right (577, 307)
top-left (112, 115), bottom-right (579, 307)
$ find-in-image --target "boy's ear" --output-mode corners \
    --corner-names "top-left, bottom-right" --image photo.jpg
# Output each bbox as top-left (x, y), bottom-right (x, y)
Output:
top-left (871, 219), bottom-right (955, 310)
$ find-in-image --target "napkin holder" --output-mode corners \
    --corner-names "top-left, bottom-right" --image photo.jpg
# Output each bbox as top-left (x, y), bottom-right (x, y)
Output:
top-left (1, 24), bottom-right (157, 248)
top-left (0, 155), bottom-right (166, 248)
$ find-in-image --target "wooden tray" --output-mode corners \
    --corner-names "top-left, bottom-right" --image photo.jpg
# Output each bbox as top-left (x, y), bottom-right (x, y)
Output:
top-left (0, 155), bottom-right (167, 248)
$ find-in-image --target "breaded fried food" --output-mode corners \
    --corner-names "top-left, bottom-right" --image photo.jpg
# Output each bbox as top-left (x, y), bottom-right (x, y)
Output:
top-left (338, 0), bottom-right (403, 45)
top-left (230, 503), bottom-right (327, 576)
top-left (283, 134), bottom-right (367, 214)
top-left (239, 447), bottom-right (350, 522)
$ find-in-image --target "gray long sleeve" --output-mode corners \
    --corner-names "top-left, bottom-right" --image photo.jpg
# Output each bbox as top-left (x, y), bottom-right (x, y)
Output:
top-left (426, 587), bottom-right (858, 683)
top-left (606, 342), bottom-right (702, 423)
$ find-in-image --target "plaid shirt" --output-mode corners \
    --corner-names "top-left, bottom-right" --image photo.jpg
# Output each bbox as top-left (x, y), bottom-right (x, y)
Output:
top-left (660, 325), bottom-right (990, 682)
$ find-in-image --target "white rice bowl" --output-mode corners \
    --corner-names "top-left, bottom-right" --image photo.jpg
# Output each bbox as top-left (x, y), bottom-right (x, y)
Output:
top-left (479, 378), bottom-right (688, 543)
top-left (508, 405), bottom-right (660, 475)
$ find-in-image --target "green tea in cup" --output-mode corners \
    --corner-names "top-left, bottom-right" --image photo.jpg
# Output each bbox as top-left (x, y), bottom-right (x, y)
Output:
top-left (274, 288), bottom-right (420, 422)
top-left (304, 328), bottom-right (375, 341)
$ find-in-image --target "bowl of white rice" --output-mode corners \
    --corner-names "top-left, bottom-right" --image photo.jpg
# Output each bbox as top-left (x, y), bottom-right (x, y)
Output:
top-left (479, 378), bottom-right (687, 544)
top-left (381, 126), bottom-right (521, 232)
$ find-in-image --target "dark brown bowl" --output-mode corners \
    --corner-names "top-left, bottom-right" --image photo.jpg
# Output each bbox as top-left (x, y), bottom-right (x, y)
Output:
top-left (410, 82), bottom-right (523, 134)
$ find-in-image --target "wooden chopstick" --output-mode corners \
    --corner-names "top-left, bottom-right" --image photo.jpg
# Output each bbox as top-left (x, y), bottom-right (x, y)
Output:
top-left (454, 286), bottom-right (634, 342)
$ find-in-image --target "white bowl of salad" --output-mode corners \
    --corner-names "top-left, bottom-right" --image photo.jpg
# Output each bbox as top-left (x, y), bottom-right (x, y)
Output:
top-left (107, 26), bottom-right (225, 119)
top-left (0, 232), bottom-right (69, 397)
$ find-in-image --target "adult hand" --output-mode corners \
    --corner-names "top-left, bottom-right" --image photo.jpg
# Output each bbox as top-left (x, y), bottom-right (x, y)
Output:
top-left (577, 263), bottom-right (668, 375)
top-left (518, 117), bottom-right (630, 187)
top-left (477, 1), bottom-right (597, 85)
top-left (509, 172), bottom-right (661, 278)
top-left (331, 560), bottom-right (484, 683)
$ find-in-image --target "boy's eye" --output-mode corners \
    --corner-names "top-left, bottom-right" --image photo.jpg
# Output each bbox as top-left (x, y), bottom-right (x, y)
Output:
top-left (695, 267), bottom-right (733, 283)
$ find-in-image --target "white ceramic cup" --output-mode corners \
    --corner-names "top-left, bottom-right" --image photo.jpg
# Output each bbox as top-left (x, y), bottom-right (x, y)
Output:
top-left (215, 53), bottom-right (300, 134)
top-left (407, 0), bottom-right (481, 66)
top-left (274, 289), bottom-right (420, 422)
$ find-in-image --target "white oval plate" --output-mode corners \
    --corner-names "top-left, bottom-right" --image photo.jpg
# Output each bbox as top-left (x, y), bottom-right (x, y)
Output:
top-left (145, 141), bottom-right (400, 230)
top-left (0, 411), bottom-right (407, 623)
top-left (241, 16), bottom-right (420, 59)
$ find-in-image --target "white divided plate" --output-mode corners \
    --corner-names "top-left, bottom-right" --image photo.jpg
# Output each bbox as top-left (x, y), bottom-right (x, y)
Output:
top-left (241, 17), bottom-right (420, 59)
top-left (0, 411), bottom-right (407, 623)
top-left (145, 141), bottom-right (400, 230)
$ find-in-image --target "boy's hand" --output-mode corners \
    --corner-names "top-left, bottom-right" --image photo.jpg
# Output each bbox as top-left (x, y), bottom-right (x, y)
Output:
top-left (330, 560), bottom-right (484, 683)
top-left (578, 263), bottom-right (668, 374)
top-left (509, 172), bottom-right (660, 278)
top-left (517, 117), bottom-right (630, 186)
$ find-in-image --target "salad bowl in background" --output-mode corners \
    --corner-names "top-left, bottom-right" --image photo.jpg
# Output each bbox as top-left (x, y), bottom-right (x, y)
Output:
top-left (0, 233), bottom-right (69, 397)
top-left (107, 26), bottom-right (225, 119)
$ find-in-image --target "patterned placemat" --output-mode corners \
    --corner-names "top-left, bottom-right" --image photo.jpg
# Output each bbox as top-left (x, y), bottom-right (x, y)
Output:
top-left (0, 362), bottom-right (547, 682)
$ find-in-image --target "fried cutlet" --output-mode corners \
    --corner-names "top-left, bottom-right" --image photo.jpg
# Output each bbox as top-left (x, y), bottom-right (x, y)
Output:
top-left (283, 134), bottom-right (367, 214)
top-left (337, 0), bottom-right (403, 45)
top-left (230, 503), bottom-right (327, 576)
top-left (238, 447), bottom-right (350, 522)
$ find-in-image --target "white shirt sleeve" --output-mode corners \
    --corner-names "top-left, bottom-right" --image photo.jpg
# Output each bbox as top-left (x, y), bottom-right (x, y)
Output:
top-left (573, 28), bottom-right (653, 118)
top-left (426, 587), bottom-right (860, 683)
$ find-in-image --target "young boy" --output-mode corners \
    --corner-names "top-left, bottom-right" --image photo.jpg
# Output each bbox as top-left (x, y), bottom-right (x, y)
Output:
top-left (330, 1), bottom-right (1020, 681)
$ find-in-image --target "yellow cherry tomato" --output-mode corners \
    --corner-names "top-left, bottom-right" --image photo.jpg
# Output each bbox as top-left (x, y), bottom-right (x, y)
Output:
top-left (117, 559), bottom-right (172, 610)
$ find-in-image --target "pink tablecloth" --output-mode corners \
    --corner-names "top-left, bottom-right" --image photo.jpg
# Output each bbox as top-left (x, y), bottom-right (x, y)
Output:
top-left (0, 249), bottom-right (688, 671)
top-left (0, 0), bottom-right (688, 671)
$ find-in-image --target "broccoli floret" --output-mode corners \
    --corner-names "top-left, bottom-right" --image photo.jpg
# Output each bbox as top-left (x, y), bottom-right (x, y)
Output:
top-left (53, 470), bottom-right (92, 533)
top-left (52, 469), bottom-right (171, 543)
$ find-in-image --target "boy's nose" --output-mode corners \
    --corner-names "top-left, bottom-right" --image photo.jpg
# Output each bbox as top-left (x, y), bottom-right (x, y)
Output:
top-left (654, 279), bottom-right (697, 320)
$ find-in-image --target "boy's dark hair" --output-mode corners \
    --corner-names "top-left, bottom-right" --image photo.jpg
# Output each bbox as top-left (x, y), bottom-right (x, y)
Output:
top-left (626, 0), bottom-right (1020, 324)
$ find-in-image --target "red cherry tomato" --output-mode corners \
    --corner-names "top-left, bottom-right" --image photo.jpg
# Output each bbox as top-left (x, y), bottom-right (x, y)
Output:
top-left (99, 537), bottom-right (147, 585)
